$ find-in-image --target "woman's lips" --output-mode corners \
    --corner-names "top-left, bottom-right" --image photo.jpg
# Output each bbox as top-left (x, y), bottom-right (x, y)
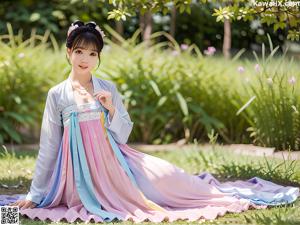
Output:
top-left (79, 65), bottom-right (88, 69)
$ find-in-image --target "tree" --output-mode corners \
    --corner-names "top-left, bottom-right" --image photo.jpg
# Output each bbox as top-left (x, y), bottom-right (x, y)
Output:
top-left (139, 11), bottom-right (153, 41)
top-left (106, 0), bottom-right (300, 41)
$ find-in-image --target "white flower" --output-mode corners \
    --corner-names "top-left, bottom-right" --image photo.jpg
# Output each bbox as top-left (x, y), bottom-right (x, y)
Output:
top-left (266, 77), bottom-right (273, 85)
top-left (254, 63), bottom-right (260, 73)
top-left (18, 52), bottom-right (25, 58)
top-left (172, 50), bottom-right (179, 56)
top-left (2, 60), bottom-right (10, 66)
top-left (237, 66), bottom-right (245, 74)
top-left (288, 76), bottom-right (296, 85)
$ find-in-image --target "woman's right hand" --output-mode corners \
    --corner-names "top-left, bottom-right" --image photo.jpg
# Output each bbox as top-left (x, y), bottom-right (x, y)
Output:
top-left (8, 199), bottom-right (37, 209)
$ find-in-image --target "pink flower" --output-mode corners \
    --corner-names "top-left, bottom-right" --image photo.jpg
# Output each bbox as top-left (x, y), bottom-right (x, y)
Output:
top-left (204, 46), bottom-right (216, 56)
top-left (237, 66), bottom-right (245, 74)
top-left (288, 76), bottom-right (297, 85)
top-left (180, 44), bottom-right (189, 50)
top-left (254, 64), bottom-right (260, 73)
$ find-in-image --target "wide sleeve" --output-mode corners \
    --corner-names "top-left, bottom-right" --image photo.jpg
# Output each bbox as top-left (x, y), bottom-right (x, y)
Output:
top-left (25, 88), bottom-right (63, 204)
top-left (104, 83), bottom-right (134, 144)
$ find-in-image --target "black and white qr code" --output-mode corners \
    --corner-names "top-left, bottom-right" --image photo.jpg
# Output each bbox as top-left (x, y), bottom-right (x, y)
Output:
top-left (0, 206), bottom-right (19, 225)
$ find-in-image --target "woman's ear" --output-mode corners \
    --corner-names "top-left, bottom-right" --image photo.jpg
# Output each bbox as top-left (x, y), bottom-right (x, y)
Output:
top-left (66, 48), bottom-right (71, 58)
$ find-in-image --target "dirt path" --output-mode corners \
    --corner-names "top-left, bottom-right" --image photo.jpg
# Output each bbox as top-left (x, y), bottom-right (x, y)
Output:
top-left (3, 142), bottom-right (300, 160)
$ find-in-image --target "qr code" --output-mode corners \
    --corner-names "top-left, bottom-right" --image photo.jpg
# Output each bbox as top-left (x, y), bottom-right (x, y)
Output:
top-left (0, 206), bottom-right (19, 225)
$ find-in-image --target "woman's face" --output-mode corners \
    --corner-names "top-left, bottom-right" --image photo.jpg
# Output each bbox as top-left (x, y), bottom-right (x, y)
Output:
top-left (67, 44), bottom-right (99, 74)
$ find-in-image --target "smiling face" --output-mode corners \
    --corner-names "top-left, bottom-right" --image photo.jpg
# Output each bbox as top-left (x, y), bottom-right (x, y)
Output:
top-left (66, 31), bottom-right (102, 75)
top-left (67, 45), bottom-right (99, 74)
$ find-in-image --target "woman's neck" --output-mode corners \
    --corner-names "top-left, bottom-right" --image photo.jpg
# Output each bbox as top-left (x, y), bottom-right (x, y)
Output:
top-left (68, 69), bottom-right (92, 85)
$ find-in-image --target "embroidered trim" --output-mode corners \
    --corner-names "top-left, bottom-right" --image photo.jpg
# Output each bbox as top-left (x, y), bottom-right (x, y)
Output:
top-left (63, 110), bottom-right (104, 127)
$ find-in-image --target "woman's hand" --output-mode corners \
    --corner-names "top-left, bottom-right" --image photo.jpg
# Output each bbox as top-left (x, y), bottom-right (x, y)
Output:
top-left (8, 199), bottom-right (37, 209)
top-left (93, 90), bottom-right (115, 112)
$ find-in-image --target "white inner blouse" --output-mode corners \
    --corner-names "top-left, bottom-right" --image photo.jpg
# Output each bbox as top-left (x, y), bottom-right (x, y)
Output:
top-left (68, 76), bottom-right (97, 107)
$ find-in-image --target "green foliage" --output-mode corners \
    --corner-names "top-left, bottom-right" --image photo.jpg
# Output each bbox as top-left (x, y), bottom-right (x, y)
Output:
top-left (211, 0), bottom-right (300, 41)
top-left (0, 0), bottom-right (112, 42)
top-left (243, 205), bottom-right (300, 225)
top-left (107, 0), bottom-right (194, 21)
top-left (0, 23), bottom-right (67, 145)
top-left (99, 27), bottom-right (248, 144)
top-left (236, 37), bottom-right (300, 150)
top-left (99, 27), bottom-right (300, 149)
top-left (107, 0), bottom-right (300, 41)
top-left (166, 145), bottom-right (300, 187)
top-left (174, 3), bottom-right (283, 53)
top-left (1, 24), bottom-right (300, 150)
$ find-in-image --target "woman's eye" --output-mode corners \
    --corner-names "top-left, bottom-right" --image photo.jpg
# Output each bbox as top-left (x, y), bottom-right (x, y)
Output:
top-left (75, 50), bottom-right (82, 54)
top-left (90, 53), bottom-right (97, 56)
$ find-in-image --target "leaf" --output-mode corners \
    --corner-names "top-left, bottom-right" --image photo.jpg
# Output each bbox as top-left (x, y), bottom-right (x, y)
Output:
top-left (0, 119), bottom-right (21, 143)
top-left (236, 96), bottom-right (256, 115)
top-left (267, 33), bottom-right (273, 52)
top-left (176, 92), bottom-right (189, 116)
top-left (179, 4), bottom-right (185, 13)
top-left (107, 13), bottom-right (116, 20)
top-left (4, 112), bottom-right (26, 124)
top-left (232, 48), bottom-right (246, 62)
top-left (30, 13), bottom-right (40, 22)
top-left (216, 15), bottom-right (224, 22)
top-left (273, 21), bottom-right (285, 32)
top-left (186, 6), bottom-right (191, 14)
top-left (163, 7), bottom-right (169, 15)
top-left (289, 17), bottom-right (300, 27)
top-left (149, 80), bottom-right (161, 96)
top-left (157, 96), bottom-right (167, 107)
top-left (121, 15), bottom-right (126, 21)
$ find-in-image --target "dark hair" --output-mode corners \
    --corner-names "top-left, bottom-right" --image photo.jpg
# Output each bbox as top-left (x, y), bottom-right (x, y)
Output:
top-left (66, 20), bottom-right (104, 69)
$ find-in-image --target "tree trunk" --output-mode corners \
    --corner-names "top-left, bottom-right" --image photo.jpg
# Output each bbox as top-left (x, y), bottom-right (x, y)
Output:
top-left (115, 20), bottom-right (124, 36)
top-left (222, 18), bottom-right (231, 58)
top-left (139, 11), bottom-right (152, 41)
top-left (170, 6), bottom-right (176, 37)
top-left (113, 20), bottom-right (124, 44)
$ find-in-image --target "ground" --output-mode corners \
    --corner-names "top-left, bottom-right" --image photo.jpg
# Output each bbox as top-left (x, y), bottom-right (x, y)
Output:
top-left (0, 144), bottom-right (299, 225)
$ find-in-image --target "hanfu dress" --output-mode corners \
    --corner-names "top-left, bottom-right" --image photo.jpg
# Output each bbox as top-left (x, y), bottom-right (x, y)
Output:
top-left (0, 75), bottom-right (298, 223)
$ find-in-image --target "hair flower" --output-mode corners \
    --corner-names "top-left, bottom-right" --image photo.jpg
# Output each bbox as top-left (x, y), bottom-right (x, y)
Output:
top-left (67, 24), bottom-right (79, 36)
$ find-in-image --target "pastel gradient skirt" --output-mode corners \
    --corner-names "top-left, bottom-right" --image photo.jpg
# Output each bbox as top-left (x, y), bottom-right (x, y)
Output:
top-left (0, 102), bottom-right (299, 223)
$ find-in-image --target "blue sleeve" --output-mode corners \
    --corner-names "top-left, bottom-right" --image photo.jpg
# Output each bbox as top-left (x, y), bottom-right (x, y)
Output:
top-left (104, 84), bottom-right (134, 144)
top-left (25, 88), bottom-right (63, 204)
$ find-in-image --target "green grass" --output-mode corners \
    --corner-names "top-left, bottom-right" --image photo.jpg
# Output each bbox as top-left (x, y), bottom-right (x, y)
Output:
top-left (0, 145), bottom-right (299, 225)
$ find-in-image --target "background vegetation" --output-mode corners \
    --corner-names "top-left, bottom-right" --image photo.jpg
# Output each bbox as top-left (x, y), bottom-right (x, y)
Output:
top-left (1, 0), bottom-right (300, 151)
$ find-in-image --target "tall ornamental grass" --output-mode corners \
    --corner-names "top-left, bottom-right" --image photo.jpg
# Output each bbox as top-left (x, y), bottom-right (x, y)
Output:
top-left (1, 24), bottom-right (300, 151)
top-left (239, 42), bottom-right (300, 150)
top-left (0, 23), bottom-right (67, 144)
top-left (99, 27), bottom-right (300, 150)
top-left (99, 27), bottom-right (252, 144)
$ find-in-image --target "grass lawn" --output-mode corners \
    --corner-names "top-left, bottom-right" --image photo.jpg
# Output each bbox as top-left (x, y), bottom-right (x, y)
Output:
top-left (0, 144), bottom-right (299, 225)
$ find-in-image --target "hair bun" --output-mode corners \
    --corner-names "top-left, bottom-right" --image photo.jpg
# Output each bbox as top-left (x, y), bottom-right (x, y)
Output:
top-left (72, 20), bottom-right (84, 27)
top-left (85, 21), bottom-right (97, 29)
top-left (67, 20), bottom-right (105, 39)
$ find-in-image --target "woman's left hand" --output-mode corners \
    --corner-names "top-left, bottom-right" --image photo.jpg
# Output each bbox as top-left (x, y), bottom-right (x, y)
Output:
top-left (94, 90), bottom-right (115, 111)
